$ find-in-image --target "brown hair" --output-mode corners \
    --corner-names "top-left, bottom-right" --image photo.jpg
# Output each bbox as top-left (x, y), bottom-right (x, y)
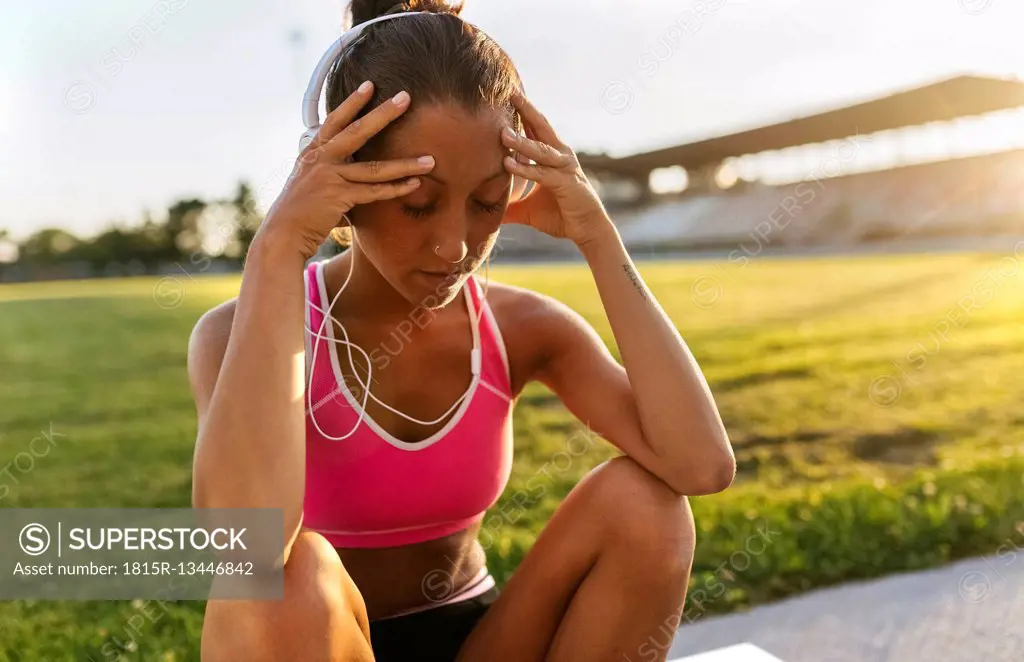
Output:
top-left (325, 0), bottom-right (523, 247)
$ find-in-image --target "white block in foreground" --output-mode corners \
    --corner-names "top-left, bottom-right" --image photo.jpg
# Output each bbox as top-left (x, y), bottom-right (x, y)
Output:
top-left (670, 643), bottom-right (785, 662)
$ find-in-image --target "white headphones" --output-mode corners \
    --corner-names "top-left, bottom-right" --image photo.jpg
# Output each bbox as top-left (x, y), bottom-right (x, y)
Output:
top-left (302, 9), bottom-right (517, 441)
top-left (298, 9), bottom-right (536, 202)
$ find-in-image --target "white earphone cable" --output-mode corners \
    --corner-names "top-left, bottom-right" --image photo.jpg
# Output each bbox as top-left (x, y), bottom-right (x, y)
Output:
top-left (303, 228), bottom-right (489, 441)
top-left (304, 234), bottom-right (373, 441)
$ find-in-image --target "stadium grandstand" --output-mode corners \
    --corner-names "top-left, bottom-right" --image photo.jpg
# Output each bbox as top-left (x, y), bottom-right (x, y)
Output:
top-left (495, 75), bottom-right (1024, 257)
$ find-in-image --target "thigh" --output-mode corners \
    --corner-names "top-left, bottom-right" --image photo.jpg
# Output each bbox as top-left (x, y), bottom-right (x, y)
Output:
top-left (454, 465), bottom-right (610, 662)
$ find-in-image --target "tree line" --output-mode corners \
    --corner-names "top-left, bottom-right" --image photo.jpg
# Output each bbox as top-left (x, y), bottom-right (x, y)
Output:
top-left (0, 182), bottom-right (264, 278)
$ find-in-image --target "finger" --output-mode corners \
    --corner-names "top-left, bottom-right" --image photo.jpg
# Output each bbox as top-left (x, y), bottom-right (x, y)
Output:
top-left (337, 156), bottom-right (435, 183)
top-left (501, 128), bottom-right (572, 168)
top-left (303, 80), bottom-right (375, 158)
top-left (343, 176), bottom-right (423, 205)
top-left (322, 90), bottom-right (413, 160)
top-left (512, 90), bottom-right (565, 149)
top-left (523, 121), bottom-right (539, 143)
top-left (503, 155), bottom-right (556, 183)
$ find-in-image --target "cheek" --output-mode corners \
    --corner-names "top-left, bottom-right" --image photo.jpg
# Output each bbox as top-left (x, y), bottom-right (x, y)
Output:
top-left (468, 229), bottom-right (500, 262)
top-left (353, 206), bottom-right (421, 260)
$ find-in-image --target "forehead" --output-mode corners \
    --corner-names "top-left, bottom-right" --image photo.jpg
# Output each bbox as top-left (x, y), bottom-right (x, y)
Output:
top-left (380, 103), bottom-right (513, 170)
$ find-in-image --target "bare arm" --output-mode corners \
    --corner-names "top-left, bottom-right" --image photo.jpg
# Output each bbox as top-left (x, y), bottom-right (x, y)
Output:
top-left (499, 90), bottom-right (734, 496)
top-left (572, 224), bottom-right (734, 494)
top-left (189, 232), bottom-right (310, 564)
top-left (187, 81), bottom-right (437, 565)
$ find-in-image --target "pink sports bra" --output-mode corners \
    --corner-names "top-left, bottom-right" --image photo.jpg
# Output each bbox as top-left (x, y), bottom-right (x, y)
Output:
top-left (301, 260), bottom-right (515, 548)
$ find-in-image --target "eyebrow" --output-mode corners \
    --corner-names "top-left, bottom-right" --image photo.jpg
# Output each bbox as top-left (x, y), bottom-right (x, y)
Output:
top-left (421, 169), bottom-right (509, 187)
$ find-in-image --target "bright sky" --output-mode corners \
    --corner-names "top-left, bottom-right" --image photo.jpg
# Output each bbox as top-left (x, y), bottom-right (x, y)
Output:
top-left (1, 0), bottom-right (1022, 240)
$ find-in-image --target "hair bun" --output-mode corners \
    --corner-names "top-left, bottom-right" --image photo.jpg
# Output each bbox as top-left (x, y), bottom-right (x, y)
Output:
top-left (408, 0), bottom-right (464, 15)
top-left (349, 0), bottom-right (463, 26)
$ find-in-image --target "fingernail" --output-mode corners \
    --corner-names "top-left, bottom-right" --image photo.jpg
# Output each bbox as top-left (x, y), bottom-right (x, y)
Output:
top-left (503, 127), bottom-right (516, 139)
top-left (358, 80), bottom-right (372, 93)
top-left (392, 90), bottom-right (410, 106)
top-left (418, 156), bottom-right (435, 167)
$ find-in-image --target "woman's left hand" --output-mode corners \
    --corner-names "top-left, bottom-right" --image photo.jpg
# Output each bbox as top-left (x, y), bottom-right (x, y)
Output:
top-left (500, 91), bottom-right (612, 247)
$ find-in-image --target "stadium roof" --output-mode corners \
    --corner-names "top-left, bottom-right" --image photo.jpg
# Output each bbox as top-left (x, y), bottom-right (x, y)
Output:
top-left (579, 75), bottom-right (1024, 177)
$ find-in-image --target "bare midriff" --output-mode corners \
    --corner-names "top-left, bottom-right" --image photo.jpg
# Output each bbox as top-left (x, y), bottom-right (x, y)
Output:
top-left (335, 522), bottom-right (488, 621)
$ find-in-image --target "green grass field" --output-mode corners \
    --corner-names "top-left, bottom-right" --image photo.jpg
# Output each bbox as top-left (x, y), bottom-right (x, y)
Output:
top-left (2, 249), bottom-right (1024, 661)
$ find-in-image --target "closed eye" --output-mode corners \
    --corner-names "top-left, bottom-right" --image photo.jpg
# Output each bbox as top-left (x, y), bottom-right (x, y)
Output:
top-left (403, 204), bottom-right (436, 219)
top-left (475, 200), bottom-right (504, 215)
top-left (403, 199), bottom-right (504, 218)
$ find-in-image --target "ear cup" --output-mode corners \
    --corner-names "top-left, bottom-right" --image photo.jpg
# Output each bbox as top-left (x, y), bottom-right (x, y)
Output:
top-left (299, 126), bottom-right (320, 153)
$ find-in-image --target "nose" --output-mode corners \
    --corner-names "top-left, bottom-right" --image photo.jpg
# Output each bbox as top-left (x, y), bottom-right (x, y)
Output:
top-left (433, 240), bottom-right (468, 264)
top-left (431, 210), bottom-right (470, 264)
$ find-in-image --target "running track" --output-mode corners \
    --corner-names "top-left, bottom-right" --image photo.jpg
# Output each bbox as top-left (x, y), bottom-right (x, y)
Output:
top-left (667, 552), bottom-right (1024, 661)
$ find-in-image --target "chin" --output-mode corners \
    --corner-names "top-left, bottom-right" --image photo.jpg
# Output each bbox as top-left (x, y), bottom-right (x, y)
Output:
top-left (410, 270), bottom-right (466, 308)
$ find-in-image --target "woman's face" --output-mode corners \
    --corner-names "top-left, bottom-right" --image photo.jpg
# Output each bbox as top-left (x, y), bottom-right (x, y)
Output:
top-left (348, 101), bottom-right (515, 308)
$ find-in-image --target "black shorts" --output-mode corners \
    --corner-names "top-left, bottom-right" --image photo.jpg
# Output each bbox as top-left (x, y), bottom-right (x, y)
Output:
top-left (368, 584), bottom-right (500, 662)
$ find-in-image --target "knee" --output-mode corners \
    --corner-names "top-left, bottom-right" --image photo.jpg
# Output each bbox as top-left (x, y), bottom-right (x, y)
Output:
top-left (283, 530), bottom-right (365, 618)
top-left (202, 530), bottom-right (366, 661)
top-left (287, 529), bottom-right (347, 584)
top-left (584, 456), bottom-right (696, 579)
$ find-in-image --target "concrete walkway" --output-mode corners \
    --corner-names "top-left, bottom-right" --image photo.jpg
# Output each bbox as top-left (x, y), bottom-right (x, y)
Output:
top-left (666, 552), bottom-right (1024, 662)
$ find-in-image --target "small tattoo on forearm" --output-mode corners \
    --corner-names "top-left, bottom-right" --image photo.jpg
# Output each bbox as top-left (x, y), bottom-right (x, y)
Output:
top-left (622, 263), bottom-right (647, 300)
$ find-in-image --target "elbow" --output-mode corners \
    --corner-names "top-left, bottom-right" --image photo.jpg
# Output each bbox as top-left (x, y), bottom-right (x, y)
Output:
top-left (191, 475), bottom-right (210, 510)
top-left (191, 473), bottom-right (225, 511)
top-left (667, 450), bottom-right (736, 496)
top-left (190, 443), bottom-right (216, 509)
top-left (700, 452), bottom-right (737, 494)
top-left (189, 448), bottom-right (236, 511)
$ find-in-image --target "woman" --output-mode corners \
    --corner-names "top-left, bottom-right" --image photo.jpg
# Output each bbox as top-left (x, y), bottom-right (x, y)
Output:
top-left (188, 1), bottom-right (735, 661)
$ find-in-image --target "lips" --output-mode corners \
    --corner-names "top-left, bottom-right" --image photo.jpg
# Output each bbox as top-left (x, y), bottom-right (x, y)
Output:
top-left (418, 269), bottom-right (462, 287)
top-left (421, 267), bottom-right (466, 278)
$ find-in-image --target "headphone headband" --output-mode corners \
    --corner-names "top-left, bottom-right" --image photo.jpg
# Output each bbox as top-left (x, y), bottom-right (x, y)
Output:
top-left (301, 11), bottom-right (427, 134)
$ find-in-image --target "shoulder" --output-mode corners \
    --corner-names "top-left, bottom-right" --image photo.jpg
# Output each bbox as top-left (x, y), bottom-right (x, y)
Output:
top-left (483, 278), bottom-right (583, 328)
top-left (475, 276), bottom-right (592, 393)
top-left (187, 298), bottom-right (238, 399)
top-left (189, 298), bottom-right (237, 358)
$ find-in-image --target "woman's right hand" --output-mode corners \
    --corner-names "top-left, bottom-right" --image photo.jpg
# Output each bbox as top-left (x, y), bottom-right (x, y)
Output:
top-left (258, 81), bottom-right (436, 260)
